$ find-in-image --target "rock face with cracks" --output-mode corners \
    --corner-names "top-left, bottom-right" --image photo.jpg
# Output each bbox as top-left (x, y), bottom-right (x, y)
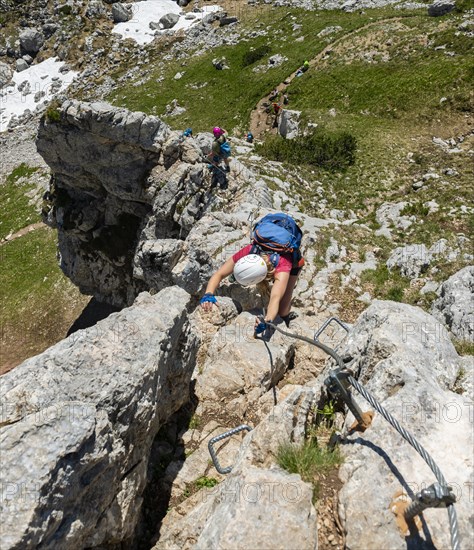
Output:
top-left (0, 287), bottom-right (199, 550)
top-left (431, 265), bottom-right (474, 343)
top-left (195, 312), bottom-right (295, 416)
top-left (36, 101), bottom-right (280, 308)
top-left (154, 387), bottom-right (319, 550)
top-left (330, 300), bottom-right (472, 550)
top-left (36, 101), bottom-right (222, 306)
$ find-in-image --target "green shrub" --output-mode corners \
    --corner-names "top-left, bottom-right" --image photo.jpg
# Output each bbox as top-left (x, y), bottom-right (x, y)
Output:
top-left (58, 4), bottom-right (72, 16)
top-left (455, 0), bottom-right (474, 13)
top-left (386, 286), bottom-right (405, 302)
top-left (256, 128), bottom-right (357, 171)
top-left (189, 414), bottom-right (201, 429)
top-left (194, 476), bottom-right (219, 489)
top-left (45, 105), bottom-right (61, 123)
top-left (242, 45), bottom-right (271, 67)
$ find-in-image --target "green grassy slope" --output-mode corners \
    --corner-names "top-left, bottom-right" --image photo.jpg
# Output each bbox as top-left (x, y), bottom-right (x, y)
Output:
top-left (109, 8), bottom-right (418, 131)
top-left (0, 171), bottom-right (89, 373)
top-left (0, 164), bottom-right (40, 240)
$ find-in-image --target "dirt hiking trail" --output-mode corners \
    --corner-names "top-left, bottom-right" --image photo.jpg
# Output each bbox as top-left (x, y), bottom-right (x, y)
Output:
top-left (249, 18), bottom-right (403, 140)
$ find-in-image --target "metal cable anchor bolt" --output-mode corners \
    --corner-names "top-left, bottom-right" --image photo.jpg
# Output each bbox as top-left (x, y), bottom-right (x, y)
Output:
top-left (208, 425), bottom-right (252, 475)
top-left (405, 482), bottom-right (457, 520)
top-left (324, 368), bottom-right (366, 428)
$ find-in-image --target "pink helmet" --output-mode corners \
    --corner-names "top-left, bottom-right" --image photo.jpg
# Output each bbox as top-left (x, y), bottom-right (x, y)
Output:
top-left (213, 127), bottom-right (224, 138)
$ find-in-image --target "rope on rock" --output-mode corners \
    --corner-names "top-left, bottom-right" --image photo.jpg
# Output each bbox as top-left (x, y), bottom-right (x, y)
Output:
top-left (264, 319), bottom-right (461, 550)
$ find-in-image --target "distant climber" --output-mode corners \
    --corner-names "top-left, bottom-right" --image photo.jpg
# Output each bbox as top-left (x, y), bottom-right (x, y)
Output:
top-left (269, 88), bottom-right (279, 101)
top-left (246, 131), bottom-right (254, 144)
top-left (182, 127), bottom-right (193, 138)
top-left (295, 60), bottom-right (309, 77)
top-left (271, 102), bottom-right (282, 128)
top-left (208, 126), bottom-right (231, 173)
top-left (282, 93), bottom-right (289, 105)
top-left (200, 213), bottom-right (304, 334)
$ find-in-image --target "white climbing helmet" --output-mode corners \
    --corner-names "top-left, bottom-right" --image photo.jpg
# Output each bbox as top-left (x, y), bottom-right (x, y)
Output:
top-left (233, 254), bottom-right (268, 286)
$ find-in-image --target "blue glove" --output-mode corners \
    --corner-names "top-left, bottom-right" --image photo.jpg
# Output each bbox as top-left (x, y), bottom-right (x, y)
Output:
top-left (200, 293), bottom-right (217, 305)
top-left (255, 321), bottom-right (267, 335)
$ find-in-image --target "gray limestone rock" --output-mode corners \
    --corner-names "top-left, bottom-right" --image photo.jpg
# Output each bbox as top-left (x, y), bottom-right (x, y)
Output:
top-left (420, 280), bottom-right (439, 295)
top-left (0, 61), bottom-right (13, 87)
top-left (195, 312), bottom-right (295, 411)
top-left (19, 28), bottom-right (44, 55)
top-left (235, 386), bottom-right (317, 469)
top-left (375, 202), bottom-right (413, 239)
top-left (42, 22), bottom-right (59, 37)
top-left (212, 57), bottom-right (229, 70)
top-left (36, 101), bottom-right (278, 308)
top-left (431, 266), bottom-right (474, 342)
top-left (111, 3), bottom-right (132, 23)
top-left (331, 301), bottom-right (471, 550)
top-left (219, 16), bottom-right (238, 26)
top-left (268, 53), bottom-right (288, 67)
top-left (202, 12), bottom-right (220, 25)
top-left (159, 13), bottom-right (180, 29)
top-left (155, 384), bottom-right (319, 549)
top-left (345, 251), bottom-right (377, 283)
top-left (386, 243), bottom-right (432, 279)
top-left (36, 101), bottom-right (216, 306)
top-left (0, 287), bottom-right (200, 549)
top-left (15, 58), bottom-right (29, 72)
top-left (318, 25), bottom-right (342, 37)
top-left (278, 109), bottom-right (301, 140)
top-left (133, 238), bottom-right (185, 291)
top-left (155, 465), bottom-right (317, 550)
top-left (428, 0), bottom-right (455, 16)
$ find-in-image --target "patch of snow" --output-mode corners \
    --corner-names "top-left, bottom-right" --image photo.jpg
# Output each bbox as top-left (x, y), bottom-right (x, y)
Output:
top-left (112, 0), bottom-right (222, 46)
top-left (0, 57), bottom-right (77, 132)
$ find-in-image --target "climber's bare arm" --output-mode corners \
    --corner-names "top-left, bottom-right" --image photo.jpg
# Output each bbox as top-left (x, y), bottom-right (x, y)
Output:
top-left (201, 258), bottom-right (235, 311)
top-left (263, 271), bottom-right (290, 323)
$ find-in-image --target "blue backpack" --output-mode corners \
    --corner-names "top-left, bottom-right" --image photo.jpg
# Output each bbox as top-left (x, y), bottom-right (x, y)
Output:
top-left (251, 213), bottom-right (303, 267)
top-left (219, 141), bottom-right (231, 157)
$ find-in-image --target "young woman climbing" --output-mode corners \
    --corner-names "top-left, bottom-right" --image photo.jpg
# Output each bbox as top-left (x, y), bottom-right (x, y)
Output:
top-left (200, 213), bottom-right (305, 334)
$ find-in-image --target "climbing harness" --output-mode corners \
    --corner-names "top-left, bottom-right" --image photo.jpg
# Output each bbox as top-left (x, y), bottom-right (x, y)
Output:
top-left (208, 425), bottom-right (253, 474)
top-left (260, 319), bottom-right (461, 550)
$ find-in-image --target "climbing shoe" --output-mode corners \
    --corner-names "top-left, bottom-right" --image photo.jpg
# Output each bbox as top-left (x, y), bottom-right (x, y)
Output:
top-left (225, 165), bottom-right (230, 173)
top-left (281, 312), bottom-right (299, 327)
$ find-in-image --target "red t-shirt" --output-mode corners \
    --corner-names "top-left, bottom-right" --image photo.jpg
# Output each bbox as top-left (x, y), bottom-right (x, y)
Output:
top-left (232, 244), bottom-right (293, 273)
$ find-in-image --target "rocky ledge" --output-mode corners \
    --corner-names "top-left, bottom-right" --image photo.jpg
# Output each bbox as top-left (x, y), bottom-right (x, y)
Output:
top-left (0, 286), bottom-right (199, 549)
